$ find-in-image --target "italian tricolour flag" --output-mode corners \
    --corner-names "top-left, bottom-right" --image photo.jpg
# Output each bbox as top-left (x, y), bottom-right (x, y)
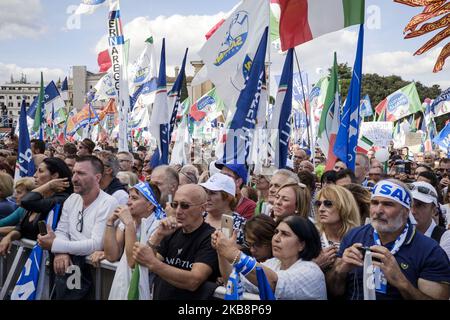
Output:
top-left (277, 0), bottom-right (365, 51)
top-left (357, 135), bottom-right (374, 154)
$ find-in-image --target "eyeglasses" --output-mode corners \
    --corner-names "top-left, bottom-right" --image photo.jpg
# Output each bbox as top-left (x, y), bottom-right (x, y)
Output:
top-left (77, 210), bottom-right (84, 233)
top-left (314, 200), bottom-right (333, 208)
top-left (408, 184), bottom-right (437, 199)
top-left (170, 201), bottom-right (205, 210)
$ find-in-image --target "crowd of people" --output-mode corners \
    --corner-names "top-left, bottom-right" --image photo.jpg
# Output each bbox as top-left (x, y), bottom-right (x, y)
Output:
top-left (0, 134), bottom-right (449, 300)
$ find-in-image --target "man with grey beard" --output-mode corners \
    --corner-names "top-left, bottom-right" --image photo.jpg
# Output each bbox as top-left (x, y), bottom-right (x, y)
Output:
top-left (326, 179), bottom-right (450, 300)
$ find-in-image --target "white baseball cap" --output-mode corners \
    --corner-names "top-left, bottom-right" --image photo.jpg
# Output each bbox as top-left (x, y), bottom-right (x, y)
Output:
top-left (200, 172), bottom-right (236, 197)
top-left (410, 181), bottom-right (438, 207)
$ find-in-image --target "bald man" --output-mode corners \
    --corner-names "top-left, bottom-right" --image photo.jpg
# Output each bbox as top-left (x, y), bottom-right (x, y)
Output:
top-left (132, 185), bottom-right (220, 300)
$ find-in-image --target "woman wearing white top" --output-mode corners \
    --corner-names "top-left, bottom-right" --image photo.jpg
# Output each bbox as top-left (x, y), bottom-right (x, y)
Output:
top-left (212, 215), bottom-right (327, 300)
top-left (90, 182), bottom-right (164, 300)
top-left (313, 185), bottom-right (360, 272)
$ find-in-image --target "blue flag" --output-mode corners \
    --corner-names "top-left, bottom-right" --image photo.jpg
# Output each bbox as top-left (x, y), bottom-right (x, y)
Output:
top-left (150, 38), bottom-right (169, 166)
top-left (130, 78), bottom-right (158, 111)
top-left (222, 27), bottom-right (268, 165)
top-left (433, 122), bottom-right (450, 155)
top-left (334, 24), bottom-right (364, 171)
top-left (168, 48), bottom-right (188, 138)
top-left (11, 204), bottom-right (61, 300)
top-left (224, 269), bottom-right (243, 300)
top-left (269, 48), bottom-right (294, 169)
top-left (15, 100), bottom-right (36, 180)
top-left (430, 87), bottom-right (450, 114)
top-left (256, 266), bottom-right (275, 300)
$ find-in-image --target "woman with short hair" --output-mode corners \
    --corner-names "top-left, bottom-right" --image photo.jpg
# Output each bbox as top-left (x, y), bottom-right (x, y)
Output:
top-left (212, 215), bottom-right (326, 300)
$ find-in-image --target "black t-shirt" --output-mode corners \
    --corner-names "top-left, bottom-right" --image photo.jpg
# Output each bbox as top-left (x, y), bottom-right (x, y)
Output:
top-left (153, 222), bottom-right (220, 300)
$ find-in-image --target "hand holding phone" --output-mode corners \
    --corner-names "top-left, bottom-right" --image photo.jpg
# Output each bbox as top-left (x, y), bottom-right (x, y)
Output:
top-left (38, 221), bottom-right (48, 236)
top-left (221, 214), bottom-right (233, 238)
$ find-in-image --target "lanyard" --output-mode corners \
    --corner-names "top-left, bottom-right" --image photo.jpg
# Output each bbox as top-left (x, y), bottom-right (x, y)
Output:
top-left (371, 223), bottom-right (409, 295)
top-left (373, 223), bottom-right (409, 256)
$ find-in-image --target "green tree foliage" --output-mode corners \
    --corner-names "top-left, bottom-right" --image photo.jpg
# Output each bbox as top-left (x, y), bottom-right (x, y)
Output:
top-left (328, 63), bottom-right (443, 107)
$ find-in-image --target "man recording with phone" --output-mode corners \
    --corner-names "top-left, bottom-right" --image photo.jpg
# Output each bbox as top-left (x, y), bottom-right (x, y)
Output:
top-left (326, 179), bottom-right (450, 300)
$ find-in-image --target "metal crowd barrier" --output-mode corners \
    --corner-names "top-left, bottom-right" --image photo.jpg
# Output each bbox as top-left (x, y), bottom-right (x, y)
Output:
top-left (0, 239), bottom-right (260, 300)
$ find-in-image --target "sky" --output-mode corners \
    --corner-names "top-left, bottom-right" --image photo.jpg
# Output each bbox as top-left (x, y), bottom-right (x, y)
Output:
top-left (1, 0), bottom-right (449, 95)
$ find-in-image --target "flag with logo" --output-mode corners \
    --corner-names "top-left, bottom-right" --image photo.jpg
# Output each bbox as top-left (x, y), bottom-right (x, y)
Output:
top-left (221, 27), bottom-right (268, 166)
top-left (317, 53), bottom-right (340, 170)
top-left (334, 24), bottom-right (364, 171)
top-left (66, 104), bottom-right (100, 136)
top-left (149, 38), bottom-right (170, 165)
top-left (15, 100), bottom-right (35, 180)
top-left (75, 0), bottom-right (106, 15)
top-left (11, 204), bottom-right (61, 300)
top-left (29, 81), bottom-right (66, 125)
top-left (433, 121), bottom-right (450, 154)
top-left (268, 48), bottom-right (293, 169)
top-left (431, 87), bottom-right (450, 117)
top-left (128, 36), bottom-right (158, 95)
top-left (192, 0), bottom-right (269, 113)
top-left (374, 83), bottom-right (422, 121)
top-left (189, 87), bottom-right (225, 122)
top-left (360, 94), bottom-right (373, 118)
top-left (277, 0), bottom-right (365, 51)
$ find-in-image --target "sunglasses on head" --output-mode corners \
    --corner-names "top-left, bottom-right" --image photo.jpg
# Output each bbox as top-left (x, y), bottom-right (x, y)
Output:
top-left (408, 184), bottom-right (437, 199)
top-left (170, 201), bottom-right (204, 210)
top-left (314, 200), bottom-right (333, 208)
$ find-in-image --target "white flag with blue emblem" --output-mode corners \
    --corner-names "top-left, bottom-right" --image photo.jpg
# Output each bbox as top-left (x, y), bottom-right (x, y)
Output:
top-left (192, 0), bottom-right (269, 113)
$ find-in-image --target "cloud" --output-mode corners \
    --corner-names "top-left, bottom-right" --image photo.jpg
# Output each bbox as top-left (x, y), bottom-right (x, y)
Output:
top-left (0, 0), bottom-right (47, 40)
top-left (95, 13), bottom-right (226, 76)
top-left (0, 62), bottom-right (65, 84)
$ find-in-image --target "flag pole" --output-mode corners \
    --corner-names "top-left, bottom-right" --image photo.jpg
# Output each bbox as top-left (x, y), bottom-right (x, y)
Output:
top-left (293, 49), bottom-right (313, 157)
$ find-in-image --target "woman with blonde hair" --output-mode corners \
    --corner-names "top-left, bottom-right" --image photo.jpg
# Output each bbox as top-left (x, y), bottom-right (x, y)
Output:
top-left (313, 185), bottom-right (360, 271)
top-left (272, 182), bottom-right (311, 222)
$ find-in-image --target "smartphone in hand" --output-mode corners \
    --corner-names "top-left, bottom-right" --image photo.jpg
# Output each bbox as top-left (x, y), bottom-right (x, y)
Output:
top-left (221, 214), bottom-right (233, 238)
top-left (38, 221), bottom-right (48, 236)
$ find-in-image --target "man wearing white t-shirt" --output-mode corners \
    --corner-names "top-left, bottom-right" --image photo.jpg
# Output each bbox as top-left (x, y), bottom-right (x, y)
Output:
top-left (38, 156), bottom-right (119, 299)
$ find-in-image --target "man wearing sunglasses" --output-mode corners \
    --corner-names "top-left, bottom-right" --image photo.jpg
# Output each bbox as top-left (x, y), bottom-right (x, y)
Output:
top-left (410, 181), bottom-right (450, 259)
top-left (132, 184), bottom-right (220, 300)
top-left (327, 179), bottom-right (450, 300)
top-left (437, 158), bottom-right (450, 192)
top-left (38, 156), bottom-right (119, 299)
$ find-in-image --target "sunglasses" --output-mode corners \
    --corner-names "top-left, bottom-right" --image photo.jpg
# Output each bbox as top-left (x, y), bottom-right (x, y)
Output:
top-left (170, 201), bottom-right (204, 210)
top-left (408, 184), bottom-right (437, 199)
top-left (314, 200), bottom-right (333, 208)
top-left (77, 210), bottom-right (84, 233)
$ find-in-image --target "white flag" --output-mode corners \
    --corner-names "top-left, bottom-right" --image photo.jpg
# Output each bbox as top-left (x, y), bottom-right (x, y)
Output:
top-left (192, 0), bottom-right (269, 113)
